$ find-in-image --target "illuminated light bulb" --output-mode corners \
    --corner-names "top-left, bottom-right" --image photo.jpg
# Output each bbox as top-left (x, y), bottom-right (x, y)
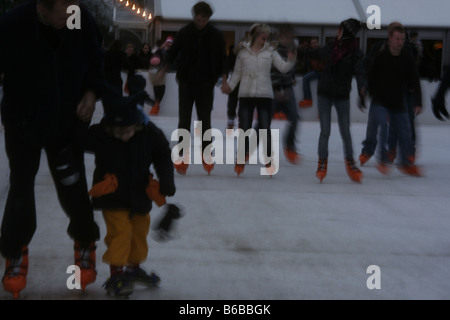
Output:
top-left (148, 12), bottom-right (152, 19)
top-left (125, 1), bottom-right (129, 6)
top-left (132, 4), bottom-right (136, 10)
top-left (142, 10), bottom-right (146, 17)
top-left (137, 8), bottom-right (140, 14)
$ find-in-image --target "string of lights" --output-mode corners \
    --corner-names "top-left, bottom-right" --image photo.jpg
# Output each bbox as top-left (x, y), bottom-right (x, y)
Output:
top-left (117, 0), bottom-right (152, 20)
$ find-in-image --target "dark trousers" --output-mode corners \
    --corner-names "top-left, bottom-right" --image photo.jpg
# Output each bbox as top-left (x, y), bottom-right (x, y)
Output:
top-left (238, 97), bottom-right (273, 158)
top-left (227, 84), bottom-right (239, 120)
top-left (178, 81), bottom-right (215, 152)
top-left (153, 85), bottom-right (166, 103)
top-left (0, 125), bottom-right (99, 259)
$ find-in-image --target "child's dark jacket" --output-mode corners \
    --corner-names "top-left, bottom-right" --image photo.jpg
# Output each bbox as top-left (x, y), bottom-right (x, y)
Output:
top-left (86, 121), bottom-right (175, 215)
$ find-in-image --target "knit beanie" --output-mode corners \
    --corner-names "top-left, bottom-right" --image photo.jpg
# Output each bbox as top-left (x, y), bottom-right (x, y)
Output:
top-left (102, 90), bottom-right (146, 126)
top-left (340, 18), bottom-right (361, 39)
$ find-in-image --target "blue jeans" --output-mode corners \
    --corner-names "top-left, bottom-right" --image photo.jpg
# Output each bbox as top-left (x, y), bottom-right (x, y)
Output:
top-left (376, 106), bottom-right (414, 165)
top-left (361, 101), bottom-right (389, 156)
top-left (387, 92), bottom-right (416, 155)
top-left (362, 94), bottom-right (415, 158)
top-left (272, 86), bottom-right (299, 151)
top-left (302, 71), bottom-right (319, 100)
top-left (317, 95), bottom-right (354, 160)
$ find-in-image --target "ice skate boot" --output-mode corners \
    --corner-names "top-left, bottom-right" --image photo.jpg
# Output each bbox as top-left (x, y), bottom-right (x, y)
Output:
top-left (2, 246), bottom-right (28, 299)
top-left (74, 241), bottom-right (97, 291)
top-left (149, 102), bottom-right (160, 116)
top-left (174, 152), bottom-right (189, 175)
top-left (202, 155), bottom-right (214, 175)
top-left (126, 266), bottom-right (160, 288)
top-left (376, 162), bottom-right (390, 175)
top-left (264, 161), bottom-right (276, 177)
top-left (346, 159), bottom-right (363, 183)
top-left (103, 274), bottom-right (134, 298)
top-left (387, 148), bottom-right (397, 163)
top-left (359, 152), bottom-right (372, 166)
top-left (284, 148), bottom-right (301, 165)
top-left (316, 159), bottom-right (327, 182)
top-left (174, 162), bottom-right (189, 175)
top-left (234, 164), bottom-right (245, 176)
top-left (299, 99), bottom-right (312, 108)
top-left (397, 164), bottom-right (423, 177)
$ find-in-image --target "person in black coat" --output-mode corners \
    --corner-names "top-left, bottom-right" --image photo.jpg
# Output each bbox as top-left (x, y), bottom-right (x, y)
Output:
top-left (85, 90), bottom-right (176, 297)
top-left (154, 1), bottom-right (228, 175)
top-left (0, 0), bottom-right (103, 298)
top-left (315, 18), bottom-right (366, 183)
top-left (366, 22), bottom-right (422, 176)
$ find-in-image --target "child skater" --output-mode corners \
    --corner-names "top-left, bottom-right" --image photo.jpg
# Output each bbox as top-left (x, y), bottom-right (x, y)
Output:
top-left (85, 88), bottom-right (176, 297)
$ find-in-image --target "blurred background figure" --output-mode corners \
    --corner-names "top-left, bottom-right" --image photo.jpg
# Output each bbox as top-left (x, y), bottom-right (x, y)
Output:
top-left (298, 37), bottom-right (322, 108)
top-left (138, 43), bottom-right (153, 70)
top-left (148, 36), bottom-right (174, 116)
top-left (270, 24), bottom-right (301, 164)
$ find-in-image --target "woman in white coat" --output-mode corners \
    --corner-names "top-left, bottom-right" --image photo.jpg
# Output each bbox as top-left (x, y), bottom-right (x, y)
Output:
top-left (222, 24), bottom-right (296, 176)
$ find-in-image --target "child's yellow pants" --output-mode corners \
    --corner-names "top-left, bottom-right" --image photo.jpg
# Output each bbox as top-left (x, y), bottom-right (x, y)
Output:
top-left (102, 209), bottom-right (150, 266)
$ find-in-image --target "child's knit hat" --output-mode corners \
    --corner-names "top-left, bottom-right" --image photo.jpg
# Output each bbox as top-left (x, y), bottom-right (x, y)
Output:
top-left (102, 90), bottom-right (146, 126)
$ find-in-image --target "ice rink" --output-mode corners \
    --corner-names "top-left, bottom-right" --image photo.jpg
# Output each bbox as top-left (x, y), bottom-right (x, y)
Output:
top-left (1, 102), bottom-right (450, 301)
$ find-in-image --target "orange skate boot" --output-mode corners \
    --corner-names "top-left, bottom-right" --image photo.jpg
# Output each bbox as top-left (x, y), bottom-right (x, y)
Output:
top-left (2, 246), bottom-right (28, 299)
top-left (202, 155), bottom-right (214, 175)
top-left (346, 159), bottom-right (363, 183)
top-left (316, 159), bottom-right (327, 182)
top-left (74, 241), bottom-right (97, 291)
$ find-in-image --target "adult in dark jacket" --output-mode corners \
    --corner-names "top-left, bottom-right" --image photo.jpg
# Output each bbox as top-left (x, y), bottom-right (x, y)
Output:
top-left (85, 90), bottom-right (175, 297)
top-left (366, 22), bottom-right (422, 176)
top-left (0, 0), bottom-right (103, 298)
top-left (315, 18), bottom-right (366, 183)
top-left (155, 1), bottom-right (228, 175)
top-left (359, 25), bottom-right (422, 166)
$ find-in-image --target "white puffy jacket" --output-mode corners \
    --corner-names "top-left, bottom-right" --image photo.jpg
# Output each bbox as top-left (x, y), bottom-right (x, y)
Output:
top-left (228, 41), bottom-right (296, 98)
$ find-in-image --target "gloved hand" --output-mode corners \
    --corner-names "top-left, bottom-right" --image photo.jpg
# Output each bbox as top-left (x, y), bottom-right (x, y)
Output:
top-left (358, 89), bottom-right (367, 111)
top-left (146, 174), bottom-right (166, 207)
top-left (151, 204), bottom-right (183, 242)
top-left (431, 96), bottom-right (450, 121)
top-left (88, 173), bottom-right (118, 197)
top-left (358, 97), bottom-right (366, 111)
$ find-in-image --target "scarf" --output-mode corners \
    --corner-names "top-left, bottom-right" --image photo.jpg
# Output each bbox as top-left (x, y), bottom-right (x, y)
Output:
top-left (331, 38), bottom-right (359, 65)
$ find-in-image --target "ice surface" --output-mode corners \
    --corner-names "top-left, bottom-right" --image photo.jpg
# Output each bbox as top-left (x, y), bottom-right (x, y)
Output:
top-left (1, 104), bottom-right (450, 300)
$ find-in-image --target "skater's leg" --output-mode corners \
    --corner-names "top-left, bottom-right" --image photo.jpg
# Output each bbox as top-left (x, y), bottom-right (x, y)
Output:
top-left (283, 86), bottom-right (299, 151)
top-left (194, 83), bottom-right (214, 153)
top-left (177, 81), bottom-right (196, 145)
top-left (237, 98), bottom-right (256, 161)
top-left (0, 126), bottom-right (40, 259)
top-left (102, 210), bottom-right (132, 266)
top-left (45, 142), bottom-right (100, 246)
top-left (317, 95), bottom-right (332, 160)
top-left (334, 98), bottom-right (354, 161)
top-left (127, 213), bottom-right (151, 266)
top-left (255, 98), bottom-right (273, 160)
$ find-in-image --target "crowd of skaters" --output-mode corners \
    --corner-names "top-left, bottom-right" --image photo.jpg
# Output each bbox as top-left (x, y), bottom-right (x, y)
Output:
top-left (1, 0), bottom-right (450, 299)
